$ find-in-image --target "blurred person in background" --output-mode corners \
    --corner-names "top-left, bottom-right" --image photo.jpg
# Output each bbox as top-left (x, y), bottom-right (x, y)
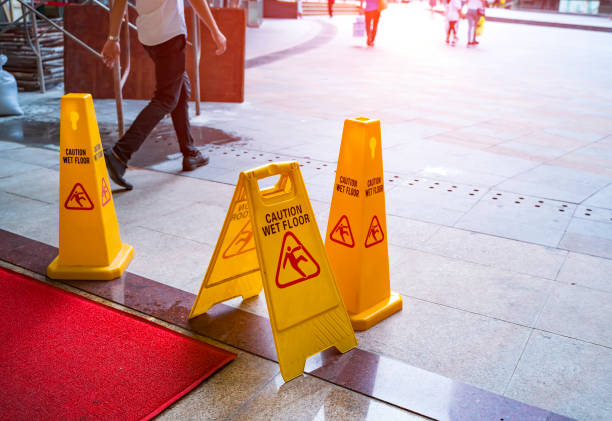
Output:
top-left (445, 0), bottom-right (463, 45)
top-left (365, 0), bottom-right (382, 46)
top-left (466, 0), bottom-right (485, 45)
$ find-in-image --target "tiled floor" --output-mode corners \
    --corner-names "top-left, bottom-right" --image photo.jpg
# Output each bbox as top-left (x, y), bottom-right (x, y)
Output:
top-left (2, 3), bottom-right (612, 420)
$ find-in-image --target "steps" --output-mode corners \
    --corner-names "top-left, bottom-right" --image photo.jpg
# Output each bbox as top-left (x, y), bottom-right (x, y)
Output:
top-left (302, 1), bottom-right (361, 15)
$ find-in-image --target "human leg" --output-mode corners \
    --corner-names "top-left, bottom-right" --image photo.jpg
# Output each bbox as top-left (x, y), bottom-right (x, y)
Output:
top-left (365, 11), bottom-right (374, 45)
top-left (370, 10), bottom-right (381, 44)
top-left (106, 35), bottom-right (187, 189)
top-left (467, 9), bottom-right (477, 44)
top-left (168, 72), bottom-right (209, 171)
top-left (112, 35), bottom-right (186, 163)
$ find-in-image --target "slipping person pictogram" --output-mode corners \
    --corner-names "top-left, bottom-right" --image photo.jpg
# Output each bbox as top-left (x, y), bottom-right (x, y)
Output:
top-left (365, 215), bottom-right (384, 248)
top-left (283, 245), bottom-right (308, 278)
top-left (329, 215), bottom-right (355, 247)
top-left (101, 177), bottom-right (111, 206)
top-left (275, 231), bottom-right (320, 288)
top-left (223, 220), bottom-right (256, 259)
top-left (65, 183), bottom-right (94, 210)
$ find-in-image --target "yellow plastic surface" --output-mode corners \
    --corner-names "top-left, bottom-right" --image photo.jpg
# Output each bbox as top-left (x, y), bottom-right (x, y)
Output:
top-left (189, 183), bottom-right (263, 316)
top-left (46, 93), bottom-right (133, 280)
top-left (324, 117), bottom-right (402, 331)
top-left (190, 162), bottom-right (357, 382)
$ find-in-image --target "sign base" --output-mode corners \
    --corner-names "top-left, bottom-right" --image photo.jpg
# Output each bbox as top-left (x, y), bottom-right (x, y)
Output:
top-left (47, 243), bottom-right (133, 280)
top-left (350, 291), bottom-right (402, 331)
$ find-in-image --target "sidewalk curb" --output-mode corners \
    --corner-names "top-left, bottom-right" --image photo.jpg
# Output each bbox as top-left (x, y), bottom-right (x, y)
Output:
top-left (486, 16), bottom-right (612, 32)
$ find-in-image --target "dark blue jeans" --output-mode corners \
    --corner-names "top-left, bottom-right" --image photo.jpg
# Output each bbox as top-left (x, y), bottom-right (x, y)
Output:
top-left (113, 34), bottom-right (198, 163)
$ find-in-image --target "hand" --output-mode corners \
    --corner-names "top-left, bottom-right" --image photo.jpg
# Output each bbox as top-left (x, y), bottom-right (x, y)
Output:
top-left (101, 39), bottom-right (120, 68)
top-left (213, 32), bottom-right (227, 55)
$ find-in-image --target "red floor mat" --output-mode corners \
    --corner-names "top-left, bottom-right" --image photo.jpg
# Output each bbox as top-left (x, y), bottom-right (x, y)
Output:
top-left (0, 266), bottom-right (235, 421)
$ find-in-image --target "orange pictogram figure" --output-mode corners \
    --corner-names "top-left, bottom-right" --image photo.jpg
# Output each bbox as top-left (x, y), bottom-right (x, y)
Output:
top-left (101, 177), bottom-right (111, 207)
top-left (222, 220), bottom-right (256, 259)
top-left (364, 215), bottom-right (384, 248)
top-left (64, 183), bottom-right (94, 210)
top-left (275, 231), bottom-right (320, 288)
top-left (329, 215), bottom-right (355, 248)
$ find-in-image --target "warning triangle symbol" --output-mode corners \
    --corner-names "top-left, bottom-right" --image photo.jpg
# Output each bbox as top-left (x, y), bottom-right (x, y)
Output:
top-left (223, 220), bottom-right (256, 259)
top-left (275, 231), bottom-right (320, 289)
top-left (329, 215), bottom-right (355, 248)
top-left (64, 183), bottom-right (94, 210)
top-left (364, 215), bottom-right (384, 248)
top-left (101, 177), bottom-right (111, 207)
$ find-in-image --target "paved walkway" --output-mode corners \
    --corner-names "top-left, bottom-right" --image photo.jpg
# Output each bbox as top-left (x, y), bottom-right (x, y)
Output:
top-left (1, 4), bottom-right (612, 420)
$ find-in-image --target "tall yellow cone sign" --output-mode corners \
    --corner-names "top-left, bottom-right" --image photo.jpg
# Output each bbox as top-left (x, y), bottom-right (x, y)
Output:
top-left (190, 162), bottom-right (357, 382)
top-left (325, 117), bottom-right (402, 331)
top-left (47, 93), bottom-right (133, 280)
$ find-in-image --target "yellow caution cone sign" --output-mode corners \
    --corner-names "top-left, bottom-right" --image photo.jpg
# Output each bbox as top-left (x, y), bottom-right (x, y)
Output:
top-left (47, 93), bottom-right (133, 280)
top-left (190, 162), bottom-right (357, 382)
top-left (325, 117), bottom-right (402, 331)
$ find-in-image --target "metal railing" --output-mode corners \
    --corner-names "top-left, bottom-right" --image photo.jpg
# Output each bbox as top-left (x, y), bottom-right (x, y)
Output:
top-left (3, 0), bottom-right (203, 137)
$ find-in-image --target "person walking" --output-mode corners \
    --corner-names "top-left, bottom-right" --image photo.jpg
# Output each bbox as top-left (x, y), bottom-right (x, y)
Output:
top-left (364, 0), bottom-right (382, 46)
top-left (101, 0), bottom-right (227, 190)
top-left (466, 0), bottom-right (484, 46)
top-left (445, 0), bottom-right (462, 45)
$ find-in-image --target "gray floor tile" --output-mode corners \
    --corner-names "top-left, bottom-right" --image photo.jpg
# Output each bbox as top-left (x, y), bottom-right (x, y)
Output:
top-left (572, 205), bottom-right (612, 225)
top-left (158, 350), bottom-right (280, 421)
top-left (137, 202), bottom-right (228, 248)
top-left (0, 146), bottom-right (59, 169)
top-left (112, 168), bottom-right (234, 225)
top-left (583, 184), bottom-right (612, 209)
top-left (0, 191), bottom-right (58, 246)
top-left (0, 167), bottom-right (59, 204)
top-left (0, 141), bottom-right (26, 152)
top-left (0, 157), bottom-right (42, 178)
top-left (495, 164), bottom-right (610, 204)
top-left (455, 192), bottom-right (573, 247)
top-left (443, 149), bottom-right (539, 179)
top-left (536, 284), bottom-right (612, 348)
top-left (415, 165), bottom-right (508, 188)
top-left (559, 218), bottom-right (612, 259)
top-left (423, 226), bottom-right (567, 280)
top-left (356, 296), bottom-right (531, 394)
top-left (505, 331), bottom-right (612, 421)
top-left (386, 183), bottom-right (475, 226)
top-left (455, 124), bottom-right (524, 141)
top-left (390, 247), bottom-right (553, 325)
top-left (121, 225), bottom-right (214, 291)
top-left (386, 214), bottom-right (441, 249)
top-left (544, 127), bottom-right (606, 143)
top-left (556, 252), bottom-right (612, 292)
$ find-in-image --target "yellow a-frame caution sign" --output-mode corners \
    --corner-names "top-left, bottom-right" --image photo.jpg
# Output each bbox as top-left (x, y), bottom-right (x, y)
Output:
top-left (190, 162), bottom-right (357, 382)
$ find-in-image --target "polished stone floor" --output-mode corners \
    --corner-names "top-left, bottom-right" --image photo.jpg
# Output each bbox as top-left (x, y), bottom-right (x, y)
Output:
top-left (1, 4), bottom-right (611, 420)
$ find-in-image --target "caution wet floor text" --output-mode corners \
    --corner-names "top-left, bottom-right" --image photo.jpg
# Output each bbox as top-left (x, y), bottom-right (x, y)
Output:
top-left (190, 162), bottom-right (357, 382)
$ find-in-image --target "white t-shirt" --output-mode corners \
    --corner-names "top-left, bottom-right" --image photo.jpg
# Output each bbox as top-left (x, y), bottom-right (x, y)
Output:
top-left (446, 0), bottom-right (461, 21)
top-left (134, 0), bottom-right (187, 46)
